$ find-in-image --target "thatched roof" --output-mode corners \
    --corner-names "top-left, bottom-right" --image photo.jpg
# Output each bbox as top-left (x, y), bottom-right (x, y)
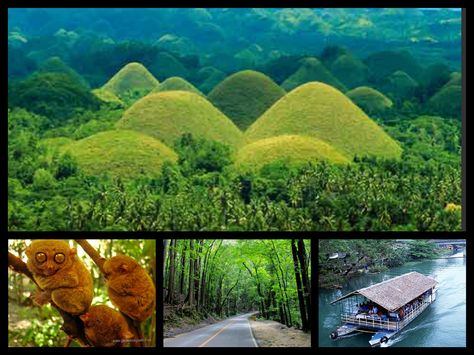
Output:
top-left (331, 272), bottom-right (437, 311)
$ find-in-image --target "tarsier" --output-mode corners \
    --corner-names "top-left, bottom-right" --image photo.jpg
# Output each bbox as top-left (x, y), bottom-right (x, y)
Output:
top-left (26, 240), bottom-right (93, 315)
top-left (103, 255), bottom-right (156, 322)
top-left (80, 305), bottom-right (137, 347)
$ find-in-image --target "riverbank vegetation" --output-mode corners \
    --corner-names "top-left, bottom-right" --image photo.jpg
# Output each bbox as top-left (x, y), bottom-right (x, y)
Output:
top-left (318, 239), bottom-right (446, 288)
top-left (163, 239), bottom-right (311, 335)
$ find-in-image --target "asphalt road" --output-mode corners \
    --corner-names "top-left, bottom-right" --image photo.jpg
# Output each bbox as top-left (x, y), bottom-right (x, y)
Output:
top-left (164, 312), bottom-right (259, 347)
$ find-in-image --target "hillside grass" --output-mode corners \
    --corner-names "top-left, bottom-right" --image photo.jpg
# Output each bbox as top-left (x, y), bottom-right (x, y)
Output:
top-left (234, 135), bottom-right (350, 171)
top-left (62, 130), bottom-right (177, 178)
top-left (245, 82), bottom-right (402, 160)
top-left (429, 85), bottom-right (462, 118)
top-left (91, 88), bottom-right (125, 107)
top-left (101, 62), bottom-right (159, 98)
top-left (208, 70), bottom-right (286, 130)
top-left (346, 86), bottom-right (393, 116)
top-left (153, 76), bottom-right (204, 96)
top-left (117, 91), bottom-right (244, 147)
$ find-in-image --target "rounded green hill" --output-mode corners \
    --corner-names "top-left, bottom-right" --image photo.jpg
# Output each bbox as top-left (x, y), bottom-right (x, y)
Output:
top-left (245, 82), bottom-right (402, 160)
top-left (281, 57), bottom-right (347, 92)
top-left (62, 130), bottom-right (177, 178)
top-left (346, 86), bottom-right (393, 116)
top-left (429, 85), bottom-right (461, 118)
top-left (91, 88), bottom-right (125, 108)
top-left (101, 62), bottom-right (159, 99)
top-left (234, 135), bottom-right (350, 170)
top-left (383, 70), bottom-right (419, 98)
top-left (153, 76), bottom-right (204, 96)
top-left (208, 70), bottom-right (286, 130)
top-left (149, 52), bottom-right (189, 81)
top-left (196, 66), bottom-right (227, 94)
top-left (330, 54), bottom-right (368, 89)
top-left (116, 91), bottom-right (244, 147)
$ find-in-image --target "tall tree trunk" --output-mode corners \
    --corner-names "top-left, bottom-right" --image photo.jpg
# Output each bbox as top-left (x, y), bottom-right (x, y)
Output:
top-left (270, 241), bottom-right (292, 327)
top-left (166, 239), bottom-right (177, 303)
top-left (163, 239), bottom-right (169, 279)
top-left (292, 239), bottom-right (308, 331)
top-left (179, 241), bottom-right (187, 296)
top-left (297, 239), bottom-right (311, 330)
top-left (187, 239), bottom-right (195, 306)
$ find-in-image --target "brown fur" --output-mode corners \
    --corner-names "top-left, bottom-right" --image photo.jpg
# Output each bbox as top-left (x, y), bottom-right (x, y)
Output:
top-left (80, 305), bottom-right (136, 347)
top-left (26, 240), bottom-right (93, 315)
top-left (103, 255), bottom-right (156, 322)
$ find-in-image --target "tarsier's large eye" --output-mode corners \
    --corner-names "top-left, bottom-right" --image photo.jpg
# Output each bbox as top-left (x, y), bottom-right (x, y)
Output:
top-left (54, 253), bottom-right (65, 264)
top-left (35, 252), bottom-right (47, 263)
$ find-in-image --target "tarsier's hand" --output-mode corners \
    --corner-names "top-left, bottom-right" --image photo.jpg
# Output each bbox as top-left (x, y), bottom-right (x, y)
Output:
top-left (31, 290), bottom-right (52, 306)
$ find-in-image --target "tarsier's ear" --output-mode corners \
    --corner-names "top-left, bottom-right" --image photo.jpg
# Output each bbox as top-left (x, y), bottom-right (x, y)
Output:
top-left (69, 248), bottom-right (77, 256)
top-left (25, 245), bottom-right (32, 258)
top-left (119, 263), bottom-right (129, 273)
top-left (79, 313), bottom-right (89, 326)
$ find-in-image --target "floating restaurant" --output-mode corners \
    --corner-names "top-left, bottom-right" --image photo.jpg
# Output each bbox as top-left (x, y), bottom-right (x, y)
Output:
top-left (330, 271), bottom-right (437, 346)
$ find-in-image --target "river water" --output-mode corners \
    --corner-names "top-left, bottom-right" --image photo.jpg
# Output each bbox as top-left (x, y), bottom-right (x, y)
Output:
top-left (319, 253), bottom-right (466, 347)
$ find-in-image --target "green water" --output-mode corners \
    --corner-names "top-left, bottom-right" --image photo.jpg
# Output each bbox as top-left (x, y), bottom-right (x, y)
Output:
top-left (319, 254), bottom-right (466, 347)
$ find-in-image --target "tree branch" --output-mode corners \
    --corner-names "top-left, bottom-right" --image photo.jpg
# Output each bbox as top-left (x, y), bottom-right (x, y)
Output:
top-left (74, 240), bottom-right (107, 274)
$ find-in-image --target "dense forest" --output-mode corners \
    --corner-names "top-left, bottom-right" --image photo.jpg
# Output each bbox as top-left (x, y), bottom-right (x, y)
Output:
top-left (8, 239), bottom-right (156, 347)
top-left (318, 239), bottom-right (444, 288)
top-left (163, 239), bottom-right (311, 334)
top-left (8, 8), bottom-right (462, 231)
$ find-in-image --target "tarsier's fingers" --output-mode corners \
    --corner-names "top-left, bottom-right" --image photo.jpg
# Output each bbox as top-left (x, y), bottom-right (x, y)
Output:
top-left (31, 290), bottom-right (52, 306)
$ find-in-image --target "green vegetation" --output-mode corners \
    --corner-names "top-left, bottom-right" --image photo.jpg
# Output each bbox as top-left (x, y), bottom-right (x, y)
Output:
top-left (319, 239), bottom-right (442, 288)
top-left (365, 50), bottom-right (423, 82)
top-left (234, 135), bottom-right (350, 171)
top-left (246, 82), bottom-right (402, 160)
top-left (62, 130), bottom-right (178, 178)
top-left (117, 91), bottom-right (244, 147)
top-left (330, 54), bottom-right (368, 89)
top-left (164, 239), bottom-right (311, 332)
top-left (429, 85), bottom-right (462, 119)
top-left (153, 76), bottom-right (204, 96)
top-left (281, 57), bottom-right (347, 92)
top-left (383, 70), bottom-right (419, 100)
top-left (208, 70), bottom-right (286, 130)
top-left (100, 62), bottom-right (159, 102)
top-left (91, 89), bottom-right (125, 108)
top-left (195, 66), bottom-right (227, 94)
top-left (8, 72), bottom-right (101, 125)
top-left (149, 52), bottom-right (189, 81)
top-left (346, 86), bottom-right (393, 116)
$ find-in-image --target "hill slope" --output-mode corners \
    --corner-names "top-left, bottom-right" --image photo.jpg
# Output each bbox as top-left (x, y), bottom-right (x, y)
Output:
top-left (117, 91), bottom-right (244, 147)
top-left (208, 70), bottom-right (286, 130)
top-left (346, 86), bottom-right (393, 116)
top-left (281, 57), bottom-right (347, 92)
top-left (153, 76), bottom-right (204, 96)
top-left (101, 62), bottom-right (159, 99)
top-left (235, 135), bottom-right (350, 170)
top-left (63, 130), bottom-right (177, 178)
top-left (245, 82), bottom-right (402, 160)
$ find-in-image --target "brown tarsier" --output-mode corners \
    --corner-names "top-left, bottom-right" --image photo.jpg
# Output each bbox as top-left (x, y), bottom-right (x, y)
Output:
top-left (103, 255), bottom-right (156, 322)
top-left (80, 305), bottom-right (137, 347)
top-left (26, 240), bottom-right (93, 315)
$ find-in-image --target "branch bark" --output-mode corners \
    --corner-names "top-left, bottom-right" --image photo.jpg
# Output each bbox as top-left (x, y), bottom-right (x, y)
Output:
top-left (74, 240), bottom-right (107, 274)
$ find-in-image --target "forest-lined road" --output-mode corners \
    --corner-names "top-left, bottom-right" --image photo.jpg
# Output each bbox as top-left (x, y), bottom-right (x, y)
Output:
top-left (164, 312), bottom-right (259, 347)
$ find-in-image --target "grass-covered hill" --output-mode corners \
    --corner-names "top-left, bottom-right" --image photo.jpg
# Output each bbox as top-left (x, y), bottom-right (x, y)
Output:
top-left (443, 72), bottom-right (461, 88)
top-left (245, 82), bottom-right (402, 160)
top-left (330, 54), bottom-right (368, 89)
top-left (116, 91), bottom-right (244, 147)
top-left (234, 135), bottom-right (350, 170)
top-left (281, 57), bottom-right (347, 92)
top-left (346, 86), bottom-right (393, 116)
top-left (429, 85), bottom-right (462, 118)
top-left (153, 76), bottom-right (204, 96)
top-left (62, 130), bottom-right (178, 178)
top-left (208, 70), bottom-right (286, 130)
top-left (195, 66), bottom-right (227, 94)
top-left (365, 50), bottom-right (423, 83)
top-left (148, 52), bottom-right (189, 81)
top-left (101, 62), bottom-right (160, 99)
top-left (382, 70), bottom-right (419, 99)
top-left (91, 88), bottom-right (125, 108)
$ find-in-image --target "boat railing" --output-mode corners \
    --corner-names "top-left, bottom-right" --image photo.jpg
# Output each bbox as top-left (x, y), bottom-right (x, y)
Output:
top-left (399, 301), bottom-right (430, 328)
top-left (340, 313), bottom-right (399, 331)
